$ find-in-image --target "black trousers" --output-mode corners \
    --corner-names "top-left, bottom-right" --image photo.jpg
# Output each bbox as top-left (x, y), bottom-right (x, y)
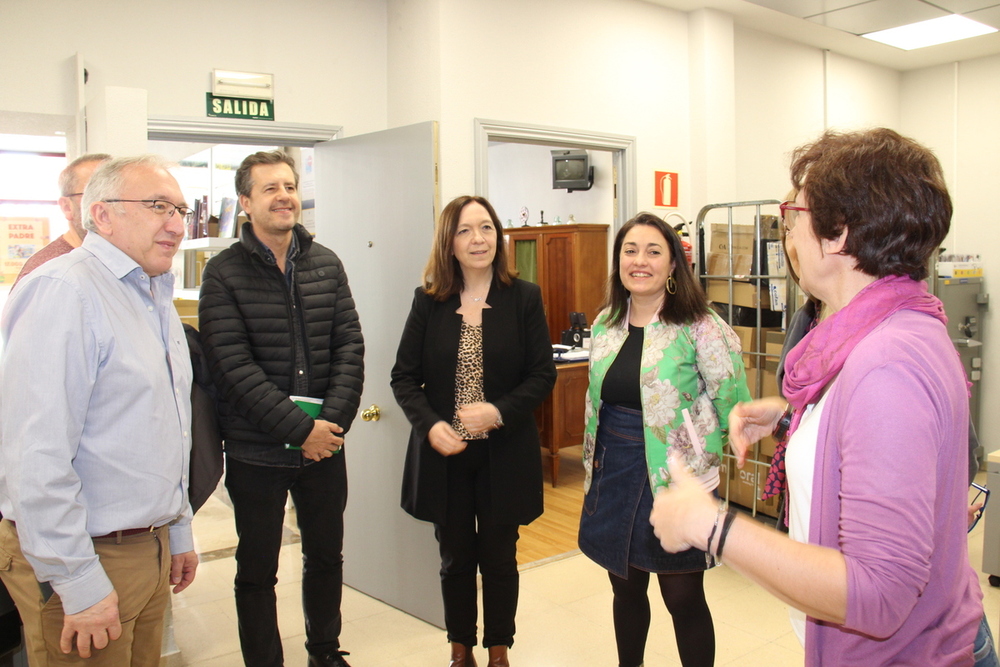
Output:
top-left (226, 454), bottom-right (348, 667)
top-left (433, 442), bottom-right (520, 649)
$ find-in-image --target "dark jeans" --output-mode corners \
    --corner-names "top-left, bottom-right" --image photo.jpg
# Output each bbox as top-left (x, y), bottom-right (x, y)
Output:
top-left (433, 442), bottom-right (520, 649)
top-left (975, 613), bottom-right (1000, 667)
top-left (226, 454), bottom-right (348, 667)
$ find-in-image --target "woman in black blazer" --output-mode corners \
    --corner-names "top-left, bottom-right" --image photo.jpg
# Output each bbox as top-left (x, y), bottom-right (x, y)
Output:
top-left (391, 196), bottom-right (556, 667)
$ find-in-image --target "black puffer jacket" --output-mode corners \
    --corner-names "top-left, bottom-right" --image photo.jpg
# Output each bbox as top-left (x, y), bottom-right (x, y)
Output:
top-left (198, 222), bottom-right (364, 466)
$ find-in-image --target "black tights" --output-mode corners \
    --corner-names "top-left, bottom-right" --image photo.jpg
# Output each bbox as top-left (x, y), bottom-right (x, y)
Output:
top-left (608, 567), bottom-right (715, 667)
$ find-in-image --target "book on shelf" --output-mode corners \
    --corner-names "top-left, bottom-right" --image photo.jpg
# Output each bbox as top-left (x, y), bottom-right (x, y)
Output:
top-left (217, 197), bottom-right (237, 238)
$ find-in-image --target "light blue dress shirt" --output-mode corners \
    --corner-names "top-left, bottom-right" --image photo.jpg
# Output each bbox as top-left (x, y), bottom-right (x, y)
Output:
top-left (0, 233), bottom-right (193, 614)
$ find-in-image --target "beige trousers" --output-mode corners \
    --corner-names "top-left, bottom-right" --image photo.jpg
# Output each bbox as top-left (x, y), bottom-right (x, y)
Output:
top-left (0, 520), bottom-right (171, 667)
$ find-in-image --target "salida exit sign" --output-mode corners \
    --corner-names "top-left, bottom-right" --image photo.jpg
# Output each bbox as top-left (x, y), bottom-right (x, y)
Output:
top-left (206, 93), bottom-right (274, 121)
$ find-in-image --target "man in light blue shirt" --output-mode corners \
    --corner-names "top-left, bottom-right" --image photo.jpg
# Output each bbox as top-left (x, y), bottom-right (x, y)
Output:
top-left (0, 155), bottom-right (198, 666)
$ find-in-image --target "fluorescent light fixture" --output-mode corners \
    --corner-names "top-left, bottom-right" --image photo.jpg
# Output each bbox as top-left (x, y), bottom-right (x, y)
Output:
top-left (212, 69), bottom-right (274, 99)
top-left (862, 14), bottom-right (996, 50)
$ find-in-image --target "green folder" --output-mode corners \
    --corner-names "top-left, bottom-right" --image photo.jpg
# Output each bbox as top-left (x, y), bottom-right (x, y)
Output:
top-left (285, 396), bottom-right (325, 451)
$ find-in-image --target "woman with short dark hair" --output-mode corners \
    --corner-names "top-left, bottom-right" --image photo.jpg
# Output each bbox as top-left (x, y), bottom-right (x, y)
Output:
top-left (651, 128), bottom-right (994, 666)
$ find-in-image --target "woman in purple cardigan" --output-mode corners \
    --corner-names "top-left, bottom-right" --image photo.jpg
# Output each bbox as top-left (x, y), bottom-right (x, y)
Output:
top-left (650, 128), bottom-right (995, 666)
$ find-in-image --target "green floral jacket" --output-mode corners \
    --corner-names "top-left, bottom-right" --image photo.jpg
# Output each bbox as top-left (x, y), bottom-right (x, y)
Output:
top-left (583, 307), bottom-right (750, 494)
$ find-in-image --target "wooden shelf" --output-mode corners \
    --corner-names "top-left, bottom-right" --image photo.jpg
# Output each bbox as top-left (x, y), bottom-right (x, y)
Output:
top-left (180, 237), bottom-right (237, 251)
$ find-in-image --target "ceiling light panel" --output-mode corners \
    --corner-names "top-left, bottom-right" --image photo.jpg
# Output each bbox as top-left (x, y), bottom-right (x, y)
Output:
top-left (806, 0), bottom-right (948, 34)
top-left (863, 13), bottom-right (997, 48)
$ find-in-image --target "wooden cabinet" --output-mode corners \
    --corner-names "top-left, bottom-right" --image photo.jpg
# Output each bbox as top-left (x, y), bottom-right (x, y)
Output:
top-left (536, 361), bottom-right (589, 487)
top-left (503, 224), bottom-right (608, 342)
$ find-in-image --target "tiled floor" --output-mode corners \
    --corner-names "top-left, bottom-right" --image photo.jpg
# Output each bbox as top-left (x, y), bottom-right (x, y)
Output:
top-left (172, 475), bottom-right (1000, 666)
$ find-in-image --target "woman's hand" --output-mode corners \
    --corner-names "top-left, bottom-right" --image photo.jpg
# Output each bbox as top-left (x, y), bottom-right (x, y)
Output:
top-left (428, 421), bottom-right (467, 456)
top-left (728, 396), bottom-right (787, 469)
top-left (456, 402), bottom-right (501, 435)
top-left (650, 453), bottom-right (720, 553)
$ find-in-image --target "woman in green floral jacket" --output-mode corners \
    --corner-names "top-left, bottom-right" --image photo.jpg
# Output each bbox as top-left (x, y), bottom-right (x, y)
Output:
top-left (578, 213), bottom-right (749, 667)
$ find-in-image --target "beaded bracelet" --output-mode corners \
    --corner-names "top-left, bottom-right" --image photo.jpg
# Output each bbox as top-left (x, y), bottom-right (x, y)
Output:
top-left (716, 508), bottom-right (738, 561)
top-left (706, 503), bottom-right (726, 555)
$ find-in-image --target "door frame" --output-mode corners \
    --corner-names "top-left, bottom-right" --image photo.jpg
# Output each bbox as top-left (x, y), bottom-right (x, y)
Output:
top-left (473, 118), bottom-right (637, 233)
top-left (147, 116), bottom-right (342, 146)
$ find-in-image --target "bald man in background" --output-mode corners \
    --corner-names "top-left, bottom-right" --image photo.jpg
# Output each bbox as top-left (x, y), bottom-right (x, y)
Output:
top-left (14, 152), bottom-right (110, 286)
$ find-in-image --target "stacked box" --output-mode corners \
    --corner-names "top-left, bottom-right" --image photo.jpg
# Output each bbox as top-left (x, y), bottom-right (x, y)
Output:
top-left (721, 455), bottom-right (780, 518)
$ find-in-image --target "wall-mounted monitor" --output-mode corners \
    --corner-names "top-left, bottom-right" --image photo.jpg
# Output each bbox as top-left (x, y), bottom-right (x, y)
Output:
top-left (552, 149), bottom-right (594, 192)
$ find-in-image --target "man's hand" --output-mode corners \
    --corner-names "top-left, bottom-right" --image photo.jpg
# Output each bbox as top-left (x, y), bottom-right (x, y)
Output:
top-left (728, 396), bottom-right (787, 468)
top-left (428, 421), bottom-right (467, 456)
top-left (60, 590), bottom-right (122, 658)
top-left (170, 550), bottom-right (199, 593)
top-left (300, 419), bottom-right (345, 462)
top-left (456, 402), bottom-right (501, 436)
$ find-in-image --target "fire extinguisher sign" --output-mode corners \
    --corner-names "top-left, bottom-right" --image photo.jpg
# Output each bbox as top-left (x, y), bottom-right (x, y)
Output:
top-left (654, 171), bottom-right (678, 208)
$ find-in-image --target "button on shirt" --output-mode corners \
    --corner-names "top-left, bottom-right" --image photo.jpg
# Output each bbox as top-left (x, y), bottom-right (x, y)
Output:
top-left (0, 233), bottom-right (193, 615)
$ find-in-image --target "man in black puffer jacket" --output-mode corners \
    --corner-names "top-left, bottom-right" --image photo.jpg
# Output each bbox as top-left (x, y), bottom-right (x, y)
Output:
top-left (198, 151), bottom-right (364, 667)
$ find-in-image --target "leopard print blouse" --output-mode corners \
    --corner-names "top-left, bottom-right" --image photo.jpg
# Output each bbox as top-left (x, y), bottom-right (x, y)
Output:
top-left (451, 322), bottom-right (488, 440)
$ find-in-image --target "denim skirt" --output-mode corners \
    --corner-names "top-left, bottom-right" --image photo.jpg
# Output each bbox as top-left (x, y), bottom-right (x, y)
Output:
top-left (578, 403), bottom-right (710, 578)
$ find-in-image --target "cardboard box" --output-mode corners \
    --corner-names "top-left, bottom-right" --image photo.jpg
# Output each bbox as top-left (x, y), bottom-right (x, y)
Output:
top-left (710, 223), bottom-right (755, 256)
top-left (707, 279), bottom-right (771, 309)
top-left (722, 455), bottom-right (780, 518)
top-left (733, 325), bottom-right (780, 368)
top-left (706, 251), bottom-right (752, 277)
top-left (744, 362), bottom-right (779, 400)
top-left (765, 330), bottom-right (785, 359)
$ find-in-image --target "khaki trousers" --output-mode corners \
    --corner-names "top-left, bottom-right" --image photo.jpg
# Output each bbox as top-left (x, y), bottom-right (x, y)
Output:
top-left (0, 520), bottom-right (171, 667)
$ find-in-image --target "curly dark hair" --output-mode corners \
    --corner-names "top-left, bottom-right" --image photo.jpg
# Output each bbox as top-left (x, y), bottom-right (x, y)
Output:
top-left (790, 128), bottom-right (950, 281)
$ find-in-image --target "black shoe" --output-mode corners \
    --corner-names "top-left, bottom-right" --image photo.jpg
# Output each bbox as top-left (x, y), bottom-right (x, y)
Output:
top-left (308, 650), bottom-right (351, 667)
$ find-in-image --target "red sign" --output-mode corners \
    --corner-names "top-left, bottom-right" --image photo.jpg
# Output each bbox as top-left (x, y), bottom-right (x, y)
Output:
top-left (655, 171), bottom-right (678, 208)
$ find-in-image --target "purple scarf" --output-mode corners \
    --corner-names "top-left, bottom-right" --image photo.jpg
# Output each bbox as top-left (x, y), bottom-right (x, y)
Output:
top-left (761, 275), bottom-right (947, 502)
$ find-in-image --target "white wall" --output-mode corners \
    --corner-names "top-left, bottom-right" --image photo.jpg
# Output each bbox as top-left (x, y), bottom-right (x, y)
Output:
top-left (487, 143), bottom-right (614, 226)
top-left (902, 56), bottom-right (1000, 454)
top-left (733, 26), bottom-right (901, 208)
top-left (431, 0), bottom-right (692, 216)
top-left (0, 0), bottom-right (390, 139)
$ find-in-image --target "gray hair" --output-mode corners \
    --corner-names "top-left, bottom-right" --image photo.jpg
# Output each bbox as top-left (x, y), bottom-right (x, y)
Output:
top-left (58, 153), bottom-right (111, 196)
top-left (82, 155), bottom-right (173, 232)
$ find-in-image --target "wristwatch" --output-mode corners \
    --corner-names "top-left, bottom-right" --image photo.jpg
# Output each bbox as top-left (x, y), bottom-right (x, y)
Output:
top-left (773, 404), bottom-right (793, 440)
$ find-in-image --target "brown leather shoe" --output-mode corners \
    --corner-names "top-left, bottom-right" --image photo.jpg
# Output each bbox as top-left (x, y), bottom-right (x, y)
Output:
top-left (487, 645), bottom-right (509, 667)
top-left (449, 642), bottom-right (477, 667)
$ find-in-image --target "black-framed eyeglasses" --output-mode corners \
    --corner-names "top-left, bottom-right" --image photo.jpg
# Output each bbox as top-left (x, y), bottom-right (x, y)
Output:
top-left (969, 482), bottom-right (990, 533)
top-left (779, 200), bottom-right (810, 234)
top-left (103, 199), bottom-right (192, 218)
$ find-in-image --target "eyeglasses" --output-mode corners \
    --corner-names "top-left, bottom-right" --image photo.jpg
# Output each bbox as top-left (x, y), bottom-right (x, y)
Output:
top-left (779, 200), bottom-right (810, 234)
top-left (969, 482), bottom-right (990, 533)
top-left (103, 199), bottom-right (193, 218)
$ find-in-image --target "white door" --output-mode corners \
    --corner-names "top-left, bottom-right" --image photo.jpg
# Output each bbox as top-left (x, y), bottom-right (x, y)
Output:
top-left (313, 122), bottom-right (444, 627)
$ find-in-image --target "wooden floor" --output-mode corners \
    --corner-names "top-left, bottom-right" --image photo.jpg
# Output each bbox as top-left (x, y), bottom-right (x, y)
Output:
top-left (518, 445), bottom-right (585, 565)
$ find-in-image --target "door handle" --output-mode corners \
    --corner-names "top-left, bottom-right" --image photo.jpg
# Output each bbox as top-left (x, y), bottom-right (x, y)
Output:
top-left (952, 338), bottom-right (983, 348)
top-left (361, 405), bottom-right (381, 422)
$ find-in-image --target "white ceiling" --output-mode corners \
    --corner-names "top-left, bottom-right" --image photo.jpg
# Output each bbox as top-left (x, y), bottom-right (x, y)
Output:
top-left (643, 0), bottom-right (1000, 70)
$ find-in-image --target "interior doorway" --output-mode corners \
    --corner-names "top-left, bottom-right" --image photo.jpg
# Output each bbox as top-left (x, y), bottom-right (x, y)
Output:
top-left (473, 118), bottom-right (637, 234)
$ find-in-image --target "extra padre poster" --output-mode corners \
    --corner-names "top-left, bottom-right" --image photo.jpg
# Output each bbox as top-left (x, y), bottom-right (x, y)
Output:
top-left (0, 217), bottom-right (50, 284)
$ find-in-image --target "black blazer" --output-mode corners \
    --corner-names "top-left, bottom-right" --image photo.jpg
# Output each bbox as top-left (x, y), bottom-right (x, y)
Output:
top-left (391, 278), bottom-right (557, 525)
